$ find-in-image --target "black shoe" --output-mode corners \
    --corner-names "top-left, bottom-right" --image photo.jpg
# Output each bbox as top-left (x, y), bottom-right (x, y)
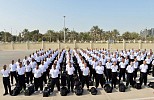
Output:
top-left (67, 90), bottom-right (70, 93)
top-left (71, 90), bottom-right (74, 93)
top-left (3, 93), bottom-right (8, 96)
top-left (87, 89), bottom-right (90, 91)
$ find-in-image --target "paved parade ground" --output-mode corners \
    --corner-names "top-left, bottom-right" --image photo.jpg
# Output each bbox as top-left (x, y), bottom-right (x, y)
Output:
top-left (0, 50), bottom-right (154, 100)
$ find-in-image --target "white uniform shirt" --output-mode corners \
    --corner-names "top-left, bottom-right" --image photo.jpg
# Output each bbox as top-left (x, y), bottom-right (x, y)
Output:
top-left (119, 62), bottom-right (126, 68)
top-left (66, 66), bottom-right (75, 75)
top-left (39, 64), bottom-right (47, 73)
top-left (111, 65), bottom-right (118, 72)
top-left (134, 61), bottom-right (139, 69)
top-left (130, 55), bottom-right (134, 59)
top-left (25, 64), bottom-right (32, 72)
top-left (30, 61), bottom-right (37, 69)
top-left (145, 58), bottom-right (151, 64)
top-left (106, 62), bottom-right (112, 69)
top-left (33, 68), bottom-right (42, 78)
top-left (95, 66), bottom-right (104, 74)
top-left (9, 64), bottom-right (17, 72)
top-left (35, 56), bottom-right (41, 62)
top-left (49, 69), bottom-right (59, 78)
top-left (1, 69), bottom-right (10, 77)
top-left (140, 64), bottom-right (148, 73)
top-left (126, 65), bottom-right (134, 73)
top-left (152, 60), bottom-right (154, 65)
top-left (81, 67), bottom-right (89, 76)
top-left (17, 67), bottom-right (26, 75)
top-left (23, 59), bottom-right (27, 66)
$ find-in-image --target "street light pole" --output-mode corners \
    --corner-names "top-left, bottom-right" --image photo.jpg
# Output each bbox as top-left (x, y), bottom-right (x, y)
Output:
top-left (4, 29), bottom-right (6, 42)
top-left (63, 16), bottom-right (66, 43)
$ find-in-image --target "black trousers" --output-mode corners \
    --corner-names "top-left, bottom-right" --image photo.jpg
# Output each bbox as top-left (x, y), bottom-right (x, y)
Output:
top-left (111, 72), bottom-right (117, 88)
top-left (37, 62), bottom-right (41, 66)
top-left (95, 74), bottom-right (104, 88)
top-left (51, 78), bottom-right (60, 92)
top-left (133, 68), bottom-right (138, 80)
top-left (82, 75), bottom-right (89, 89)
top-left (3, 77), bottom-right (11, 94)
top-left (119, 68), bottom-right (126, 81)
top-left (140, 72), bottom-right (147, 86)
top-left (138, 61), bottom-right (142, 66)
top-left (10, 71), bottom-right (18, 85)
top-left (92, 69), bottom-right (96, 82)
top-left (89, 65), bottom-right (93, 79)
top-left (26, 72), bottom-right (32, 84)
top-left (147, 64), bottom-right (151, 74)
top-left (30, 71), bottom-right (34, 84)
top-left (106, 69), bottom-right (112, 82)
top-left (42, 72), bottom-right (47, 84)
top-left (18, 75), bottom-right (26, 90)
top-left (67, 75), bottom-right (74, 91)
top-left (126, 73), bottom-right (133, 86)
top-left (152, 65), bottom-right (154, 77)
top-left (34, 77), bottom-right (43, 91)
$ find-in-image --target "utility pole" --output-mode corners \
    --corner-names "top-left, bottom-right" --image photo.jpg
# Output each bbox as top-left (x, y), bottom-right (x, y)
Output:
top-left (63, 16), bottom-right (66, 43)
top-left (4, 29), bottom-right (6, 42)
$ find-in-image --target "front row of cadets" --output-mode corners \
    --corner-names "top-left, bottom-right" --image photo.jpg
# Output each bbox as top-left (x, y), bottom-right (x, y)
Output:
top-left (1, 59), bottom-right (149, 96)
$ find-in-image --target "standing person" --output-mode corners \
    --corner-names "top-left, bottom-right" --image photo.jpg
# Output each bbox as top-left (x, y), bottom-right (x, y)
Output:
top-left (1, 65), bottom-right (11, 96)
top-left (81, 63), bottom-right (90, 91)
top-left (9, 60), bottom-right (18, 86)
top-left (133, 58), bottom-right (139, 81)
top-left (66, 62), bottom-right (75, 93)
top-left (105, 59), bottom-right (112, 82)
top-left (126, 62), bottom-right (134, 88)
top-left (119, 57), bottom-right (126, 81)
top-left (145, 55), bottom-right (152, 74)
top-left (139, 61), bottom-right (148, 86)
top-left (49, 64), bottom-right (60, 94)
top-left (39, 61), bottom-right (47, 85)
top-left (33, 64), bottom-right (43, 94)
top-left (111, 62), bottom-right (118, 88)
top-left (16, 62), bottom-right (26, 91)
top-left (35, 54), bottom-right (41, 65)
top-left (95, 61), bottom-right (105, 89)
top-left (30, 58), bottom-right (37, 84)
top-left (25, 61), bottom-right (32, 85)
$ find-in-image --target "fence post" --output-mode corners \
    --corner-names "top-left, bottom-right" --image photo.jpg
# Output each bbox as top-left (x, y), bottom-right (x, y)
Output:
top-left (123, 39), bottom-right (126, 50)
top-left (58, 40), bottom-right (60, 50)
top-left (106, 40), bottom-right (109, 50)
top-left (74, 40), bottom-right (76, 48)
top-left (42, 41), bottom-right (44, 49)
top-left (11, 41), bottom-right (14, 50)
top-left (90, 41), bottom-right (93, 49)
top-left (26, 41), bottom-right (29, 50)
top-left (139, 40), bottom-right (142, 50)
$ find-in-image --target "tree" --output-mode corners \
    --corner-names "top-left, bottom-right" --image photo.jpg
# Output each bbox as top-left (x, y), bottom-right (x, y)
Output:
top-left (90, 26), bottom-right (103, 41)
top-left (0, 31), bottom-right (12, 42)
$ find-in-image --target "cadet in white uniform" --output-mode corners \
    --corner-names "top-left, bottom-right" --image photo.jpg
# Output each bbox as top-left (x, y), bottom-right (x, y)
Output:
top-left (95, 61), bottom-right (105, 88)
top-left (9, 60), bottom-right (18, 85)
top-left (16, 62), bottom-right (26, 90)
top-left (39, 61), bottom-right (47, 84)
top-left (49, 64), bottom-right (60, 94)
top-left (111, 62), bottom-right (118, 88)
top-left (25, 61), bottom-right (32, 85)
top-left (126, 62), bottom-right (134, 87)
top-left (1, 65), bottom-right (11, 96)
top-left (119, 57), bottom-right (126, 81)
top-left (105, 59), bottom-right (112, 82)
top-left (33, 64), bottom-right (43, 93)
top-left (81, 63), bottom-right (90, 91)
top-left (139, 61), bottom-right (148, 86)
top-left (66, 62), bottom-right (75, 92)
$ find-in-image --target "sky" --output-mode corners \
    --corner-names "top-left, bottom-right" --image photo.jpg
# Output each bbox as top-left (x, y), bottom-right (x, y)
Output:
top-left (0, 0), bottom-right (154, 35)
